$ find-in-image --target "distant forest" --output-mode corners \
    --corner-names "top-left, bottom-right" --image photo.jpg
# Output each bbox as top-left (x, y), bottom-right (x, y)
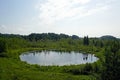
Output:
top-left (0, 33), bottom-right (118, 41)
top-left (0, 33), bottom-right (80, 41)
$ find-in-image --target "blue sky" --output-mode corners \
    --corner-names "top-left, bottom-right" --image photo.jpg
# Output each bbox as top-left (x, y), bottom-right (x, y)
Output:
top-left (0, 0), bottom-right (120, 37)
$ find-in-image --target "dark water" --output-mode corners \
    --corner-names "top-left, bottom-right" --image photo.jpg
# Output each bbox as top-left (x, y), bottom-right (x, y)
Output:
top-left (20, 51), bottom-right (98, 66)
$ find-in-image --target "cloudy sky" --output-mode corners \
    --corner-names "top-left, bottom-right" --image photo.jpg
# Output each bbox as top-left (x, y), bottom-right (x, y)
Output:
top-left (0, 0), bottom-right (120, 37)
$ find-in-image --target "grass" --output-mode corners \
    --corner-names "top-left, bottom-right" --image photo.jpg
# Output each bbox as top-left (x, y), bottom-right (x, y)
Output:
top-left (0, 57), bottom-right (96, 80)
top-left (0, 48), bottom-right (99, 80)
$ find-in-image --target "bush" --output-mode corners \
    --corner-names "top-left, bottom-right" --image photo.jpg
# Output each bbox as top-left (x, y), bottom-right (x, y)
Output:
top-left (0, 39), bottom-right (7, 57)
top-left (0, 39), bottom-right (7, 53)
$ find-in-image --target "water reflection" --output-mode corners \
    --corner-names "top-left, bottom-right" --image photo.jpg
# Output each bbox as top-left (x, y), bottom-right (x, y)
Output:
top-left (83, 54), bottom-right (88, 61)
top-left (20, 51), bottom-right (98, 66)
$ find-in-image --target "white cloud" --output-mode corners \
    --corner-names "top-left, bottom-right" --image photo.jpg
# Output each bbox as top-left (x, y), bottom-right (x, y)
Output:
top-left (0, 24), bottom-right (31, 34)
top-left (0, 25), bottom-right (8, 33)
top-left (36, 0), bottom-right (110, 27)
top-left (39, 0), bottom-right (90, 20)
top-left (0, 25), bottom-right (6, 29)
top-left (1, 0), bottom-right (119, 37)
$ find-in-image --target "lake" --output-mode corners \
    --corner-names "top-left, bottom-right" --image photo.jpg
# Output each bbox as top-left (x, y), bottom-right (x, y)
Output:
top-left (20, 51), bottom-right (98, 66)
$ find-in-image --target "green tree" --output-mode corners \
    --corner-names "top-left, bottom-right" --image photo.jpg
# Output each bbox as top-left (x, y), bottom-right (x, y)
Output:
top-left (83, 36), bottom-right (89, 45)
top-left (101, 41), bottom-right (120, 80)
top-left (0, 39), bottom-right (6, 53)
top-left (0, 38), bottom-right (7, 57)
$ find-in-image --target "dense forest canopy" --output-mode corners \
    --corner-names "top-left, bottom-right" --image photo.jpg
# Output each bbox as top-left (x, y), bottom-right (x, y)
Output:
top-left (0, 33), bottom-right (118, 40)
top-left (0, 33), bottom-right (80, 41)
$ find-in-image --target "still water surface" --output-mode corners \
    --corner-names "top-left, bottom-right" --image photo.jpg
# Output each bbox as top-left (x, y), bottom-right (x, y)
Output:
top-left (20, 51), bottom-right (98, 66)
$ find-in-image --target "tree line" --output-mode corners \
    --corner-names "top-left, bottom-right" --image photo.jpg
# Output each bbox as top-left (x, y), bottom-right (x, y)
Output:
top-left (0, 33), bottom-right (80, 41)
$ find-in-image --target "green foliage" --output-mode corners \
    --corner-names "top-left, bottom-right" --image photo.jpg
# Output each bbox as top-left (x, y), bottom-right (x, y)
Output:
top-left (0, 38), bottom-right (7, 53)
top-left (0, 56), bottom-right (97, 80)
top-left (0, 33), bottom-right (120, 80)
top-left (101, 40), bottom-right (120, 80)
top-left (83, 36), bottom-right (89, 46)
top-left (26, 33), bottom-right (78, 41)
top-left (0, 38), bottom-right (7, 57)
top-left (63, 62), bottom-right (101, 76)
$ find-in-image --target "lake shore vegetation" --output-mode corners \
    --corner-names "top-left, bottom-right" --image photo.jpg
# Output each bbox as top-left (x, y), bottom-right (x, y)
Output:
top-left (0, 33), bottom-right (120, 80)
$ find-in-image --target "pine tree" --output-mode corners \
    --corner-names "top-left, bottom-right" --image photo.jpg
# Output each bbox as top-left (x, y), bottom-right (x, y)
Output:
top-left (101, 41), bottom-right (120, 80)
top-left (83, 36), bottom-right (89, 45)
top-left (86, 36), bottom-right (89, 45)
top-left (0, 38), bottom-right (7, 57)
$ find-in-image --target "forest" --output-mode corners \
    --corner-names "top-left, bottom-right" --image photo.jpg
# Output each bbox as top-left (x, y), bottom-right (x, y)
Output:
top-left (0, 33), bottom-right (120, 80)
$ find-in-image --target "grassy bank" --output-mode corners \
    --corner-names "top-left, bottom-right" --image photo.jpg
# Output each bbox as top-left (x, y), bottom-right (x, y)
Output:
top-left (1, 34), bottom-right (115, 80)
top-left (0, 47), bottom-right (101, 80)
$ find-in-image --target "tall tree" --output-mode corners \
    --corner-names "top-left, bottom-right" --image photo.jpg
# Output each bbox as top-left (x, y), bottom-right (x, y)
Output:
top-left (86, 36), bottom-right (89, 45)
top-left (0, 38), bottom-right (7, 57)
top-left (101, 41), bottom-right (120, 80)
top-left (83, 36), bottom-right (89, 45)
